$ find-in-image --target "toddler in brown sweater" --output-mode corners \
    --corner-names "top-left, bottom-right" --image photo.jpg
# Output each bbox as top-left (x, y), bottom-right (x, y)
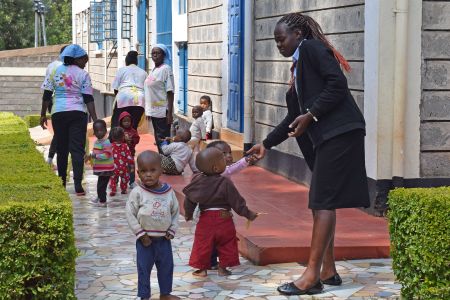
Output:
top-left (183, 147), bottom-right (258, 277)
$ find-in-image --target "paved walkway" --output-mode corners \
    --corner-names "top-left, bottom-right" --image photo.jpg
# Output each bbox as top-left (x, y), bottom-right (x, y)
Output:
top-left (66, 172), bottom-right (400, 300)
top-left (33, 133), bottom-right (402, 300)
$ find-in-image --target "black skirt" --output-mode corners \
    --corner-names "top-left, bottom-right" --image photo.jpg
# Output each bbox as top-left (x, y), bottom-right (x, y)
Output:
top-left (308, 129), bottom-right (370, 210)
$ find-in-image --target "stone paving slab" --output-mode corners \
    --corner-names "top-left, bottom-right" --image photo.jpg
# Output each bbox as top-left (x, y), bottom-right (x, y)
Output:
top-left (35, 145), bottom-right (401, 299)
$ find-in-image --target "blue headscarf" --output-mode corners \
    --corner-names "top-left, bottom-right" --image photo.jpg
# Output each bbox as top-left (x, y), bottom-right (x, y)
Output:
top-left (60, 44), bottom-right (87, 60)
top-left (153, 43), bottom-right (171, 65)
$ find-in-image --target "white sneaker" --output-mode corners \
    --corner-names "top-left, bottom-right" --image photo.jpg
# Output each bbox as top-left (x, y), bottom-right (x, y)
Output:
top-left (129, 182), bottom-right (136, 189)
top-left (89, 198), bottom-right (107, 207)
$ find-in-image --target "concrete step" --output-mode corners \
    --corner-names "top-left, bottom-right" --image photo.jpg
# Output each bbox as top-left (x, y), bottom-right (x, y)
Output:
top-left (220, 127), bottom-right (244, 148)
top-left (199, 139), bottom-right (244, 161)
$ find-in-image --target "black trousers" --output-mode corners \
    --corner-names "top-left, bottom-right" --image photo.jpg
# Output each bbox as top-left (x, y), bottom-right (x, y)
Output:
top-left (111, 105), bottom-right (144, 130)
top-left (151, 117), bottom-right (170, 154)
top-left (51, 111), bottom-right (88, 186)
top-left (97, 175), bottom-right (110, 202)
top-left (48, 135), bottom-right (57, 159)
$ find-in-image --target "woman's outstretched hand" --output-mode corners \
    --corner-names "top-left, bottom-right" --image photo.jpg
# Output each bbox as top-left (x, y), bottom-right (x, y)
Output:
top-left (246, 143), bottom-right (266, 160)
top-left (288, 113), bottom-right (313, 137)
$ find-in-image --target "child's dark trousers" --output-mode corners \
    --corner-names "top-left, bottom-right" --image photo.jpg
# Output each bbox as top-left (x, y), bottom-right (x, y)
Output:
top-left (136, 237), bottom-right (174, 298)
top-left (97, 175), bottom-right (110, 202)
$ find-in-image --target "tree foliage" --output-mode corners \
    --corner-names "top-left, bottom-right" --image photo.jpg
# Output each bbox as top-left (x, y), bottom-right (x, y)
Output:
top-left (0, 0), bottom-right (71, 50)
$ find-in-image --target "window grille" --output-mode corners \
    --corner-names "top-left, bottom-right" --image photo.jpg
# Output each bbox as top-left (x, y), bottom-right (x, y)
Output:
top-left (90, 1), bottom-right (104, 43)
top-left (104, 0), bottom-right (117, 41)
top-left (122, 0), bottom-right (132, 39)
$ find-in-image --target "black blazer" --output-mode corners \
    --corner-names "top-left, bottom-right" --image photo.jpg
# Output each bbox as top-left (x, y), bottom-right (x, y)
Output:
top-left (263, 39), bottom-right (365, 153)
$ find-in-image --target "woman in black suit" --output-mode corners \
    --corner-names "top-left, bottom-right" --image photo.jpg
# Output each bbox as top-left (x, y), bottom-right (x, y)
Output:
top-left (248, 13), bottom-right (370, 295)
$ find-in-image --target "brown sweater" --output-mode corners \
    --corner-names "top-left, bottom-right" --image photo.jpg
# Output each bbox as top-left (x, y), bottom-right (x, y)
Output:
top-left (183, 174), bottom-right (257, 221)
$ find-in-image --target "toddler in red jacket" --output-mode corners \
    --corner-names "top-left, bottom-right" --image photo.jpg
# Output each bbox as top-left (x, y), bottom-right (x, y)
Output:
top-left (119, 111), bottom-right (140, 187)
top-left (109, 127), bottom-right (134, 196)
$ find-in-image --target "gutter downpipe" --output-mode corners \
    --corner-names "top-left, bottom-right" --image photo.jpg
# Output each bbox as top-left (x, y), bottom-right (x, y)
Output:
top-left (243, 0), bottom-right (254, 151)
top-left (117, 0), bottom-right (124, 68)
top-left (391, 0), bottom-right (409, 186)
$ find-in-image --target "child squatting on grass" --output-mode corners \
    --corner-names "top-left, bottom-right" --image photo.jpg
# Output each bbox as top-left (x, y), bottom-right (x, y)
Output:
top-left (126, 150), bottom-right (180, 300)
top-left (183, 147), bottom-right (259, 277)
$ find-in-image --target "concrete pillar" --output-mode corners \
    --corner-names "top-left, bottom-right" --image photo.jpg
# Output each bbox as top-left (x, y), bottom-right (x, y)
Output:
top-left (364, 0), bottom-right (422, 212)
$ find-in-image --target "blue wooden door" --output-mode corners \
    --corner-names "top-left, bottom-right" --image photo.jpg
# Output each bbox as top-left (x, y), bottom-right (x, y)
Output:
top-left (156, 0), bottom-right (172, 66)
top-left (178, 44), bottom-right (188, 114)
top-left (137, 0), bottom-right (147, 69)
top-left (228, 0), bottom-right (244, 132)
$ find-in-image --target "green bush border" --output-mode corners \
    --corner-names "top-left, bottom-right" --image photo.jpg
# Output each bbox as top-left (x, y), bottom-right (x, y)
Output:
top-left (23, 114), bottom-right (51, 128)
top-left (388, 187), bottom-right (450, 299)
top-left (0, 112), bottom-right (77, 299)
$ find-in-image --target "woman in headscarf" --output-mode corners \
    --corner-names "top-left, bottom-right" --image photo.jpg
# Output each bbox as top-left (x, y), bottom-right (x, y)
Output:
top-left (111, 50), bottom-right (148, 130)
top-left (144, 44), bottom-right (175, 153)
top-left (40, 44), bottom-right (98, 195)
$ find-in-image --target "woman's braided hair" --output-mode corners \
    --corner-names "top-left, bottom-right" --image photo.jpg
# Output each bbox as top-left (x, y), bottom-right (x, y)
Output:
top-left (277, 12), bottom-right (351, 72)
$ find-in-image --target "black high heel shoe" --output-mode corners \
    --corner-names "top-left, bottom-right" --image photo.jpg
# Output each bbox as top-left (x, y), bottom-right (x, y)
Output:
top-left (321, 273), bottom-right (342, 286)
top-left (277, 281), bottom-right (324, 295)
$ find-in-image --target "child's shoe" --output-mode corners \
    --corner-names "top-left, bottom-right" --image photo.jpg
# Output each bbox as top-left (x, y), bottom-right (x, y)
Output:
top-left (121, 190), bottom-right (127, 194)
top-left (218, 266), bottom-right (232, 276)
top-left (89, 198), bottom-right (107, 207)
top-left (109, 191), bottom-right (116, 196)
top-left (129, 182), bottom-right (136, 189)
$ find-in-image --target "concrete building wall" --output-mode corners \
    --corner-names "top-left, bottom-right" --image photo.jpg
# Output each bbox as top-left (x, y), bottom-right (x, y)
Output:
top-left (187, 0), bottom-right (224, 129)
top-left (0, 45), bottom-right (62, 117)
top-left (420, 1), bottom-right (450, 177)
top-left (254, 0), bottom-right (365, 157)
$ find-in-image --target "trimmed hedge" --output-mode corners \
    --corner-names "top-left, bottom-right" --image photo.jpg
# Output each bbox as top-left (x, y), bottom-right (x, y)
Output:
top-left (23, 114), bottom-right (50, 128)
top-left (388, 187), bottom-right (450, 299)
top-left (0, 112), bottom-right (77, 299)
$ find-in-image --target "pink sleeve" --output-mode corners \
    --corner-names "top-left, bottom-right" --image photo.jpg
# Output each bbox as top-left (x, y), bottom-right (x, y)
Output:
top-left (221, 157), bottom-right (249, 178)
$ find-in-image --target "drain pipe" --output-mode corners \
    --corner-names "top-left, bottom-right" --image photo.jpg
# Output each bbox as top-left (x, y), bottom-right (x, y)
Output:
top-left (117, 0), bottom-right (123, 68)
top-left (243, 0), bottom-right (254, 151)
top-left (391, 0), bottom-right (409, 186)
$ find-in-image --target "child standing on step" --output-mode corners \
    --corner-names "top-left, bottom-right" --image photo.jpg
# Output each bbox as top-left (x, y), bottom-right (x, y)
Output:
top-left (188, 105), bottom-right (206, 152)
top-left (199, 95), bottom-right (213, 140)
top-left (88, 120), bottom-right (114, 207)
top-left (119, 111), bottom-right (140, 188)
top-left (126, 150), bottom-right (180, 300)
top-left (183, 148), bottom-right (258, 277)
top-left (109, 127), bottom-right (134, 196)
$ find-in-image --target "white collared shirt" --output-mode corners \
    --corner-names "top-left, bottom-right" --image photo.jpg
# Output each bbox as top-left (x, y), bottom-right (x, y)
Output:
top-left (292, 39), bottom-right (306, 78)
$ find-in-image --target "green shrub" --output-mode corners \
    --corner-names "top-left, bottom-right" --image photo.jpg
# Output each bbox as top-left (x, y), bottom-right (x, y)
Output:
top-left (22, 114), bottom-right (50, 128)
top-left (388, 187), bottom-right (450, 299)
top-left (0, 113), bottom-right (76, 299)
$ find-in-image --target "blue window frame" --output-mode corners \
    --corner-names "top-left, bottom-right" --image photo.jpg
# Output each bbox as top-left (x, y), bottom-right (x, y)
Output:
top-left (156, 0), bottom-right (172, 66)
top-left (179, 0), bottom-right (186, 14)
top-left (178, 44), bottom-right (188, 114)
top-left (137, 0), bottom-right (147, 70)
top-left (227, 0), bottom-right (244, 132)
top-left (122, 0), bottom-right (132, 39)
top-left (104, 0), bottom-right (117, 41)
top-left (90, 1), bottom-right (104, 45)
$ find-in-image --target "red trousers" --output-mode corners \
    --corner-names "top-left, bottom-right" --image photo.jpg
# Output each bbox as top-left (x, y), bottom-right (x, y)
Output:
top-left (109, 166), bottom-right (130, 192)
top-left (189, 210), bottom-right (239, 269)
